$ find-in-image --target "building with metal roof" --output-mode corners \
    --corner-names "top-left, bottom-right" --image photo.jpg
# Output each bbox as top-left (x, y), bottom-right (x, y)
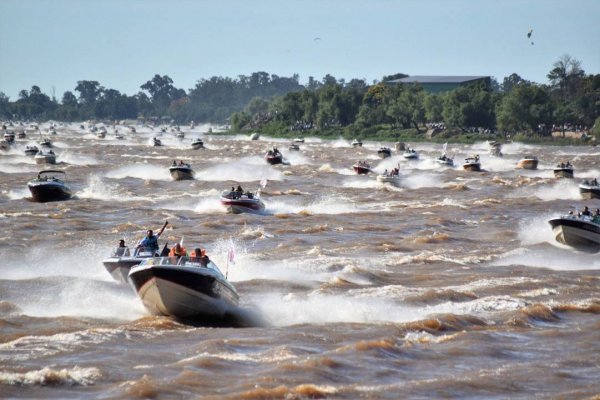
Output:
top-left (386, 75), bottom-right (490, 93)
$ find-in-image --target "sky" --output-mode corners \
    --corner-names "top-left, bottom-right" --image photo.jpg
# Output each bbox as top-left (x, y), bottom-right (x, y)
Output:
top-left (1, 0), bottom-right (598, 100)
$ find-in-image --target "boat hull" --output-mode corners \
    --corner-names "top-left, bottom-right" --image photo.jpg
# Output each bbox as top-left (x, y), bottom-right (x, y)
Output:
top-left (463, 163), bottom-right (481, 172)
top-left (554, 168), bottom-right (573, 178)
top-left (265, 155), bottom-right (283, 165)
top-left (517, 159), bottom-right (538, 170)
top-left (191, 142), bottom-right (204, 150)
top-left (353, 165), bottom-right (370, 175)
top-left (103, 258), bottom-right (145, 283)
top-left (220, 198), bottom-right (265, 214)
top-left (549, 218), bottom-right (600, 252)
top-left (28, 182), bottom-right (72, 202)
top-left (378, 150), bottom-right (391, 159)
top-left (169, 167), bottom-right (195, 181)
top-left (376, 175), bottom-right (400, 186)
top-left (580, 185), bottom-right (600, 199)
top-left (35, 155), bottom-right (56, 165)
top-left (436, 159), bottom-right (454, 167)
top-left (128, 265), bottom-right (239, 319)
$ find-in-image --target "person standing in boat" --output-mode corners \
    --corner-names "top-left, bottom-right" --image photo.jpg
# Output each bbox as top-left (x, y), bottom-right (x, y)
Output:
top-left (138, 221), bottom-right (168, 255)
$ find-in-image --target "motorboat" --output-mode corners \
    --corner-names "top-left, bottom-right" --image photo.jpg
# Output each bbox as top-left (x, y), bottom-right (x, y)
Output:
top-left (436, 154), bottom-right (454, 167)
top-left (488, 141), bottom-right (503, 157)
top-left (175, 131), bottom-right (185, 139)
top-left (129, 126), bottom-right (136, 133)
top-left (580, 179), bottom-right (600, 199)
top-left (96, 131), bottom-right (106, 139)
top-left (293, 137), bottom-right (305, 143)
top-left (128, 257), bottom-right (239, 321)
top-left (153, 137), bottom-right (162, 146)
top-left (24, 145), bottom-right (39, 156)
top-left (288, 143), bottom-right (300, 151)
top-left (220, 189), bottom-right (266, 214)
top-left (403, 148), bottom-right (419, 160)
top-left (17, 131), bottom-right (27, 139)
top-left (34, 150), bottom-right (56, 165)
top-left (265, 148), bottom-right (283, 165)
top-left (377, 147), bottom-right (392, 158)
top-left (102, 246), bottom-right (160, 283)
top-left (250, 132), bottom-right (260, 140)
top-left (554, 163), bottom-right (574, 178)
top-left (169, 162), bottom-right (195, 180)
top-left (352, 161), bottom-right (371, 175)
top-left (548, 214), bottom-right (600, 252)
top-left (114, 132), bottom-right (124, 140)
top-left (3, 132), bottom-right (15, 143)
top-left (517, 156), bottom-right (539, 170)
top-left (48, 128), bottom-right (57, 135)
top-left (0, 140), bottom-right (9, 151)
top-left (191, 138), bottom-right (204, 149)
top-left (463, 156), bottom-right (481, 171)
top-left (39, 138), bottom-right (52, 148)
top-left (376, 169), bottom-right (400, 186)
top-left (352, 139), bottom-right (363, 147)
top-left (27, 170), bottom-right (72, 202)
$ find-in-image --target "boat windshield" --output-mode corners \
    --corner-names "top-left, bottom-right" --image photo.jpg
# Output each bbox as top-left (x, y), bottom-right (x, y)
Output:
top-left (133, 246), bottom-right (157, 257)
top-left (111, 246), bottom-right (131, 257)
top-left (37, 170), bottom-right (66, 180)
top-left (140, 257), bottom-right (224, 274)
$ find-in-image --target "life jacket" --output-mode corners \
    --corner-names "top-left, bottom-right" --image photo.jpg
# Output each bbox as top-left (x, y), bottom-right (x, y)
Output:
top-left (169, 246), bottom-right (187, 257)
top-left (189, 249), bottom-right (206, 258)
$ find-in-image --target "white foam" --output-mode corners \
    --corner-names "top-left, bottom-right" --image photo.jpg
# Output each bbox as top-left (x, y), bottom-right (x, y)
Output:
top-left (491, 247), bottom-right (600, 271)
top-left (195, 156), bottom-right (284, 182)
top-left (104, 163), bottom-right (172, 181)
top-left (0, 366), bottom-right (101, 386)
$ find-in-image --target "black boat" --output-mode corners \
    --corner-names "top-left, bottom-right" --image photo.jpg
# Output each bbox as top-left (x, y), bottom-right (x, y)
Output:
top-left (27, 170), bottom-right (72, 202)
top-left (169, 162), bottom-right (195, 180)
top-left (24, 145), bottom-right (39, 156)
top-left (554, 162), bottom-right (574, 178)
top-left (265, 148), bottom-right (283, 165)
top-left (191, 138), bottom-right (204, 149)
top-left (128, 257), bottom-right (239, 320)
top-left (377, 147), bottom-right (392, 158)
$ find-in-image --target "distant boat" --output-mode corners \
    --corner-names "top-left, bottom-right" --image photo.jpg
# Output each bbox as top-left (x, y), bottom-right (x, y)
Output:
top-left (352, 139), bottom-right (362, 147)
top-left (403, 148), bottom-right (419, 160)
top-left (293, 137), bottom-right (305, 143)
top-left (352, 161), bottom-right (371, 175)
top-left (24, 145), bottom-right (39, 156)
top-left (488, 141), bottom-right (503, 157)
top-left (463, 156), bottom-right (481, 171)
top-left (191, 138), bottom-right (204, 149)
top-left (34, 150), bottom-right (56, 165)
top-left (153, 137), bottom-right (162, 146)
top-left (554, 163), bottom-right (574, 179)
top-left (265, 148), bottom-right (283, 165)
top-left (220, 189), bottom-right (266, 214)
top-left (288, 143), bottom-right (300, 151)
top-left (580, 179), bottom-right (600, 199)
top-left (250, 132), bottom-right (260, 140)
top-left (517, 156), bottom-right (538, 170)
top-left (377, 147), bottom-right (392, 158)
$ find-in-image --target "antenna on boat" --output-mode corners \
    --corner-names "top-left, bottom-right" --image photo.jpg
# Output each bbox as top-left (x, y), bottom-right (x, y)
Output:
top-left (226, 238), bottom-right (236, 279)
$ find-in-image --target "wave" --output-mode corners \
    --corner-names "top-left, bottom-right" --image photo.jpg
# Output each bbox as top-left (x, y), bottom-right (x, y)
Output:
top-left (0, 366), bottom-right (101, 386)
top-left (104, 163), bottom-right (172, 181)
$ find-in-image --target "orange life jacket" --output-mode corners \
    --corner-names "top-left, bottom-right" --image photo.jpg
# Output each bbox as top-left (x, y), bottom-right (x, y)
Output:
top-left (169, 246), bottom-right (187, 257)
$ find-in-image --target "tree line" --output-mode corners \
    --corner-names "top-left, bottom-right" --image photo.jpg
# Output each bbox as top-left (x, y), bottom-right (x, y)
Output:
top-left (0, 55), bottom-right (598, 139)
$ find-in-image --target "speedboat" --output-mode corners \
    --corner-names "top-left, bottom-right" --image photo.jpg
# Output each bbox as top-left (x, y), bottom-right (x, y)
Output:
top-left (288, 143), bottom-right (300, 151)
top-left (403, 148), bottom-right (419, 160)
top-left (3, 132), bottom-right (15, 143)
top-left (548, 214), bottom-right (600, 252)
top-left (265, 148), bottom-right (283, 165)
top-left (175, 131), bottom-right (185, 139)
top-left (169, 162), bottom-right (195, 180)
top-left (352, 162), bottom-right (371, 175)
top-left (34, 150), bottom-right (56, 165)
top-left (376, 172), bottom-right (400, 186)
top-left (17, 131), bottom-right (27, 139)
top-left (377, 147), bottom-right (392, 158)
top-left (517, 156), bottom-right (539, 170)
top-left (39, 138), bottom-right (52, 148)
top-left (488, 141), bottom-right (503, 157)
top-left (554, 163), bottom-right (574, 178)
top-left (48, 128), bottom-right (57, 135)
top-left (463, 156), bottom-right (481, 171)
top-left (191, 138), bottom-right (204, 149)
top-left (436, 155), bottom-right (454, 166)
top-left (128, 257), bottom-right (239, 320)
top-left (293, 137), bottom-right (305, 143)
top-left (27, 170), bottom-right (72, 202)
top-left (114, 132), bottom-right (124, 140)
top-left (24, 145), bottom-right (39, 156)
top-left (102, 246), bottom-right (160, 283)
top-left (352, 139), bottom-right (363, 147)
top-left (580, 179), bottom-right (600, 199)
top-left (220, 189), bottom-right (266, 214)
top-left (0, 140), bottom-right (9, 151)
top-left (250, 132), bottom-right (260, 140)
top-left (129, 126), bottom-right (136, 133)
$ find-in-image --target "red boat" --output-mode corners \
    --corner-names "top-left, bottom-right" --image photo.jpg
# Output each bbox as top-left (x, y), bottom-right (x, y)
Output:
top-left (352, 162), bottom-right (371, 175)
top-left (220, 190), bottom-right (266, 214)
